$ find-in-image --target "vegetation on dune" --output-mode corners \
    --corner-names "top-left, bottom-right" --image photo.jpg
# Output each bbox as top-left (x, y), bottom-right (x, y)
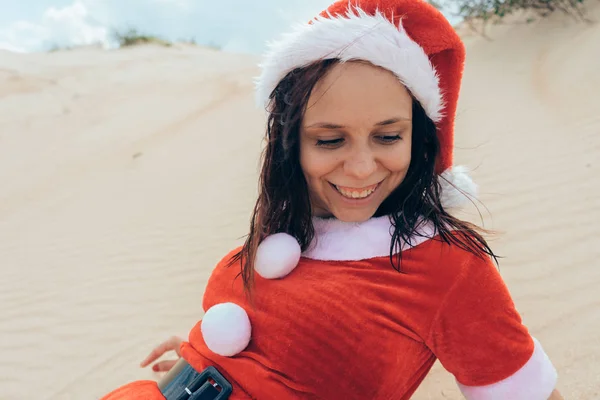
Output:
top-left (455, 0), bottom-right (590, 23)
top-left (429, 0), bottom-right (594, 35)
top-left (46, 42), bottom-right (103, 52)
top-left (111, 28), bottom-right (173, 48)
top-left (45, 33), bottom-right (222, 53)
top-left (110, 29), bottom-right (222, 50)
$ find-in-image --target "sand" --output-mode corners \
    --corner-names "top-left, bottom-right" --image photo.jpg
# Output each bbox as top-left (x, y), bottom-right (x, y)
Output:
top-left (0, 3), bottom-right (598, 399)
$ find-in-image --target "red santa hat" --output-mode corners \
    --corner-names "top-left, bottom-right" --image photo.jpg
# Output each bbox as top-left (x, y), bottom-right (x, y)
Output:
top-left (254, 0), bottom-right (476, 209)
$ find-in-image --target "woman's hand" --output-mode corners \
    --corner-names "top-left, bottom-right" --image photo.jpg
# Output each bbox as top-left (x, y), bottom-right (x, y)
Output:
top-left (139, 335), bottom-right (184, 373)
top-left (549, 389), bottom-right (564, 399)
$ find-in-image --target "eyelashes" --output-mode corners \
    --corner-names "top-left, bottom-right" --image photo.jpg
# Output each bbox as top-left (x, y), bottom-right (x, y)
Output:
top-left (378, 135), bottom-right (402, 143)
top-left (316, 138), bottom-right (344, 147)
top-left (316, 135), bottom-right (402, 148)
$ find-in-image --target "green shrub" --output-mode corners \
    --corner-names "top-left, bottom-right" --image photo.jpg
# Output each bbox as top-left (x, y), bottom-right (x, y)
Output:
top-left (455, 0), bottom-right (589, 23)
top-left (111, 28), bottom-right (172, 48)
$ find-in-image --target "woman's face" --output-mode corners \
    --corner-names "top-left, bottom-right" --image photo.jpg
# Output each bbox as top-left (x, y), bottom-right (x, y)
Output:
top-left (300, 61), bottom-right (413, 223)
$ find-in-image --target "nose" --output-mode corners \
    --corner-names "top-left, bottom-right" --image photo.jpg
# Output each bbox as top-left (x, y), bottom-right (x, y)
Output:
top-left (343, 148), bottom-right (377, 180)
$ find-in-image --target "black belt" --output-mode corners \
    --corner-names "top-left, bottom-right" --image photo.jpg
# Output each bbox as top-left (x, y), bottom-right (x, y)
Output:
top-left (159, 360), bottom-right (232, 400)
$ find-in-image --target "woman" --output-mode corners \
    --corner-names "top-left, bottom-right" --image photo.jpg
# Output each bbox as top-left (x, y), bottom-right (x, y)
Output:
top-left (102, 0), bottom-right (564, 399)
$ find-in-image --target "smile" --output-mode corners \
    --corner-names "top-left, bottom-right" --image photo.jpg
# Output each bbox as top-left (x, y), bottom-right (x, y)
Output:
top-left (331, 182), bottom-right (381, 199)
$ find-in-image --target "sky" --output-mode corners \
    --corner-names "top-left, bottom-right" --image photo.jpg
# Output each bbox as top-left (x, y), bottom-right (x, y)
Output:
top-left (0, 0), bottom-right (462, 54)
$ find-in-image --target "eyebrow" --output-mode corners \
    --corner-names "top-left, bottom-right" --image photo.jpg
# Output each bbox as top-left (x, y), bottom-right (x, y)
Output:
top-left (305, 117), bottom-right (411, 129)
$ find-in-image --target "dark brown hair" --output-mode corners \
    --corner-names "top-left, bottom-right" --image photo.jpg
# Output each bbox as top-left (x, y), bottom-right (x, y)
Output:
top-left (229, 58), bottom-right (497, 294)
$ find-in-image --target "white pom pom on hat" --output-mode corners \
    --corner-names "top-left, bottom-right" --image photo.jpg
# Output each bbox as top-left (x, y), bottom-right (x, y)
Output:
top-left (254, 232), bottom-right (302, 279)
top-left (201, 302), bottom-right (252, 357)
top-left (439, 166), bottom-right (478, 209)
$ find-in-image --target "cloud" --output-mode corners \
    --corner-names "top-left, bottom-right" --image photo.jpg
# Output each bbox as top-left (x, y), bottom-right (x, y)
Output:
top-left (0, 0), bottom-right (333, 53)
top-left (0, 1), bottom-right (109, 52)
top-left (44, 2), bottom-right (109, 45)
top-left (0, 0), bottom-right (461, 54)
top-left (151, 0), bottom-right (191, 9)
top-left (0, 41), bottom-right (27, 53)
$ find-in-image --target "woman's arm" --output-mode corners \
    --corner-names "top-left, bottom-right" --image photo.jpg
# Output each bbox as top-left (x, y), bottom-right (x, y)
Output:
top-left (549, 389), bottom-right (564, 399)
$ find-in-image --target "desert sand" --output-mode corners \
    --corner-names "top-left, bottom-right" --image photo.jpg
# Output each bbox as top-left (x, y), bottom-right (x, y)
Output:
top-left (0, 3), bottom-right (599, 399)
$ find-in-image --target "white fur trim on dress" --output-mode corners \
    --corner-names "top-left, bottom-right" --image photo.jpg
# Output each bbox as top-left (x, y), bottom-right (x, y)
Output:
top-left (457, 337), bottom-right (558, 400)
top-left (439, 165), bottom-right (478, 209)
top-left (201, 303), bottom-right (252, 357)
top-left (303, 215), bottom-right (436, 261)
top-left (254, 6), bottom-right (443, 122)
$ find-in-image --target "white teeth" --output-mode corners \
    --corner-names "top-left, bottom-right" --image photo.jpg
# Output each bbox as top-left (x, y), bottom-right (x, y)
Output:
top-left (335, 185), bottom-right (376, 199)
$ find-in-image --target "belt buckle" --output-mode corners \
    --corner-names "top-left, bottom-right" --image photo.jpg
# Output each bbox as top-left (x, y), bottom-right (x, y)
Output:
top-left (185, 366), bottom-right (233, 400)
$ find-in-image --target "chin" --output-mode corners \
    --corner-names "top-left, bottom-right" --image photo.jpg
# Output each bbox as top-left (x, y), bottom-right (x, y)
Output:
top-left (331, 209), bottom-right (377, 223)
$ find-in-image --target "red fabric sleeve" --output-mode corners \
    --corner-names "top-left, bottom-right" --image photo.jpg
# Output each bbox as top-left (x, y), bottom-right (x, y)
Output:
top-left (425, 251), bottom-right (535, 386)
top-left (99, 380), bottom-right (165, 400)
top-left (201, 246), bottom-right (243, 312)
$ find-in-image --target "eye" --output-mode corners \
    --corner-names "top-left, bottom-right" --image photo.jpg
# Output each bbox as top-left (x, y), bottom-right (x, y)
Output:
top-left (376, 134), bottom-right (401, 144)
top-left (316, 138), bottom-right (344, 148)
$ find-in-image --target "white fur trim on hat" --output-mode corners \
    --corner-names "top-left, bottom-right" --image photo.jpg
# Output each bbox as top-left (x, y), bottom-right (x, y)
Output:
top-left (255, 7), bottom-right (443, 122)
top-left (201, 303), bottom-right (251, 357)
top-left (255, 233), bottom-right (302, 279)
top-left (457, 337), bottom-right (558, 399)
top-left (439, 165), bottom-right (478, 209)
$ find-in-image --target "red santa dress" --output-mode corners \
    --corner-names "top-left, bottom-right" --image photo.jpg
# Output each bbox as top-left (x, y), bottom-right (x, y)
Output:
top-left (101, 216), bottom-right (557, 399)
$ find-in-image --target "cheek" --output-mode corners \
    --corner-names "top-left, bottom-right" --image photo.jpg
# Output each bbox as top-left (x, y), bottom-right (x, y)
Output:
top-left (383, 142), bottom-right (412, 174)
top-left (299, 147), bottom-right (337, 211)
top-left (299, 146), bottom-right (337, 184)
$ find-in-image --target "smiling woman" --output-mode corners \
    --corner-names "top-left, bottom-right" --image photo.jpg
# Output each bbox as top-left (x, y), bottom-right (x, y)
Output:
top-left (100, 0), bottom-right (562, 399)
top-left (299, 61), bottom-right (414, 222)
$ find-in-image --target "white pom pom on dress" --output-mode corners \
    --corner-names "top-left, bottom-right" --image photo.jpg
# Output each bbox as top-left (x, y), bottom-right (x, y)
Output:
top-left (199, 234), bottom-right (301, 357)
top-left (201, 302), bottom-right (252, 357)
top-left (254, 233), bottom-right (301, 279)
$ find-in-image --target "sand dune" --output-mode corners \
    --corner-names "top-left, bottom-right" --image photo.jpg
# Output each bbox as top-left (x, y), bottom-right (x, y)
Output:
top-left (0, 3), bottom-right (599, 399)
top-left (412, 4), bottom-right (600, 399)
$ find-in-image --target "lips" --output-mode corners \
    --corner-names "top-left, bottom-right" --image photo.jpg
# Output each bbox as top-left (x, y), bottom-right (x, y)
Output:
top-left (332, 182), bottom-right (380, 199)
